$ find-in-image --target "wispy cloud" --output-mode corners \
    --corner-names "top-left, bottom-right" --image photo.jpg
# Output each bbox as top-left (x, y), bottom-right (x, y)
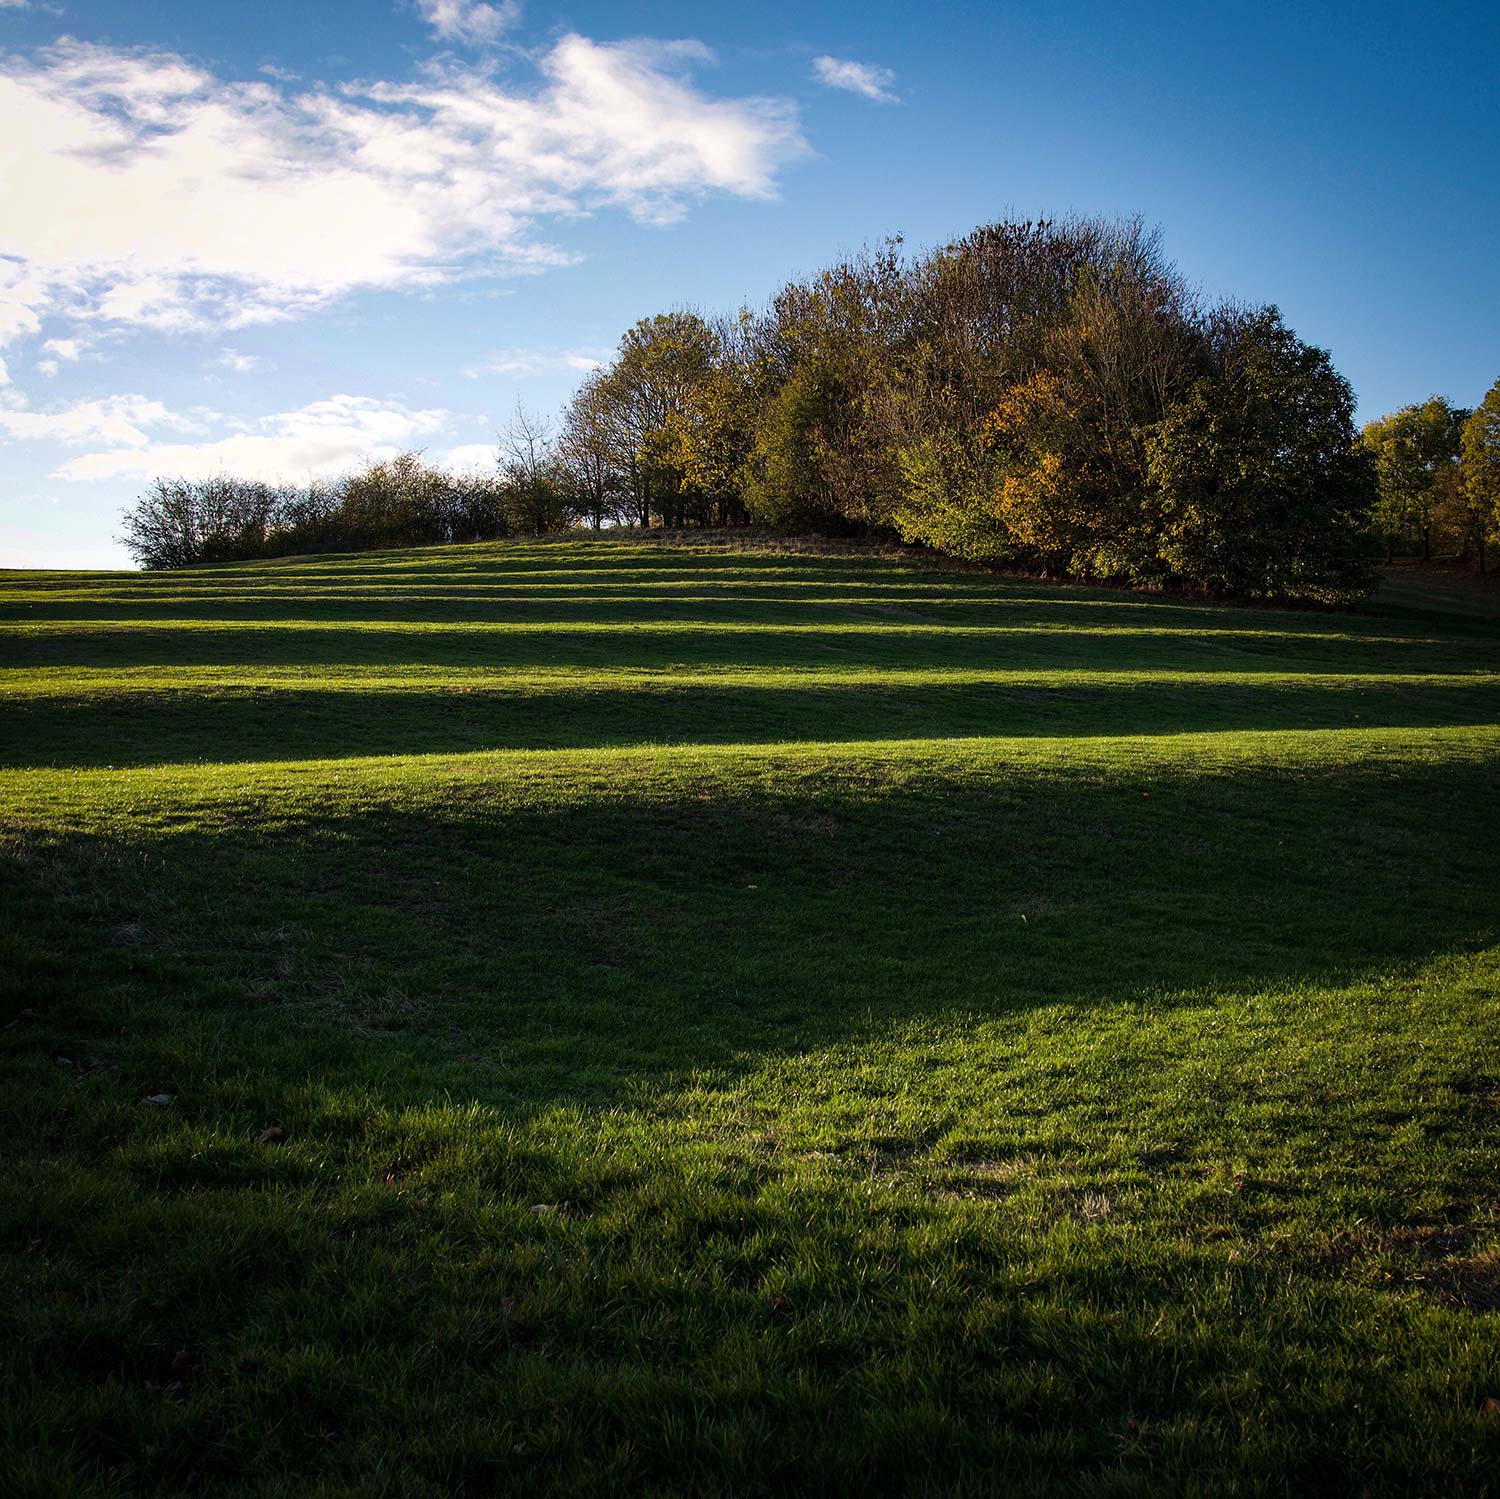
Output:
top-left (811, 55), bottom-right (898, 104)
top-left (416, 0), bottom-right (520, 47)
top-left (50, 394), bottom-right (451, 482)
top-left (464, 348), bottom-right (605, 378)
top-left (211, 348), bottom-right (266, 374)
top-left (0, 35), bottom-right (805, 354)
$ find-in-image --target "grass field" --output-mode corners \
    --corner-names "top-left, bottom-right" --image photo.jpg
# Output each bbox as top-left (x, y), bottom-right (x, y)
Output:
top-left (3, 535), bottom-right (1499, 1495)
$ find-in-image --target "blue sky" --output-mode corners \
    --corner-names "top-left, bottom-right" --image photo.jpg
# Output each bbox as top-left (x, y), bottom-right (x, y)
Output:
top-left (1, 0), bottom-right (1496, 568)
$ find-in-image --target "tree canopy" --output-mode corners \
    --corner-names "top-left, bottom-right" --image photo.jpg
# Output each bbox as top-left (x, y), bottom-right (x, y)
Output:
top-left (1361, 395), bottom-right (1469, 559)
top-left (554, 217), bottom-right (1380, 602)
top-left (123, 215), bottom-right (1420, 602)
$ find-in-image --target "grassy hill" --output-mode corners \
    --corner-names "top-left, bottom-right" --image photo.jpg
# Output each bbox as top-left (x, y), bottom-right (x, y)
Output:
top-left (3, 536), bottom-right (1499, 1494)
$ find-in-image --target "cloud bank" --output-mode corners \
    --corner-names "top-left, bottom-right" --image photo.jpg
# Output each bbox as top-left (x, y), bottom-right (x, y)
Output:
top-left (0, 33), bottom-right (805, 352)
top-left (45, 393), bottom-right (452, 482)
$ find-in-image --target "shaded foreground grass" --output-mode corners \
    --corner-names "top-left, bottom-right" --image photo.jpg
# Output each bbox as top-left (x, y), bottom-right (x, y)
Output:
top-left (2, 538), bottom-right (1499, 1494)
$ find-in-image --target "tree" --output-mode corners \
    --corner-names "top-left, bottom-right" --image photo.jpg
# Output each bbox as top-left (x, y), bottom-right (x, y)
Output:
top-left (119, 477), bottom-right (205, 570)
top-left (119, 475), bottom-right (284, 569)
top-left (887, 219), bottom-right (1213, 581)
top-left (498, 404), bottom-right (568, 535)
top-left (745, 244), bottom-right (909, 529)
top-left (1456, 378), bottom-right (1500, 573)
top-left (1361, 396), bottom-right (1468, 559)
top-left (337, 452), bottom-right (452, 549)
top-left (1145, 309), bottom-right (1377, 603)
top-left (557, 374), bottom-right (627, 529)
top-left (591, 312), bottom-right (722, 527)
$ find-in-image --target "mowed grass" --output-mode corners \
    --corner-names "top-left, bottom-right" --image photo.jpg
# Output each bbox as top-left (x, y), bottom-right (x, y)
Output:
top-left (2, 536), bottom-right (1498, 1495)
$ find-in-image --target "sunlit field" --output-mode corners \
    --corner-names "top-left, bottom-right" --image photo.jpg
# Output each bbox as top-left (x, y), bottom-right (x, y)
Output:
top-left (3, 535), bottom-right (1499, 1494)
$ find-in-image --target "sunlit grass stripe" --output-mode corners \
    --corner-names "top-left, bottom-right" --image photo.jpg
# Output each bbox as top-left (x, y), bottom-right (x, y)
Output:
top-left (5, 722), bottom-right (1495, 820)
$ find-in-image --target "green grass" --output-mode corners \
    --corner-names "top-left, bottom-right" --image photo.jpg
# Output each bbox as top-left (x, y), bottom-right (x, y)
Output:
top-left (2, 535), bottom-right (1498, 1495)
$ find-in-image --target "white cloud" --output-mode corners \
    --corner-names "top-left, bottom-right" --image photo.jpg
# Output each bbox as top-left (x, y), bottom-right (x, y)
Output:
top-left (0, 260), bottom-right (49, 347)
top-left (36, 336), bottom-right (92, 378)
top-left (52, 393), bottom-right (451, 481)
top-left (212, 348), bottom-right (265, 373)
top-left (464, 347), bottom-right (605, 377)
top-left (0, 35), bottom-right (805, 351)
top-left (441, 441), bottom-right (500, 470)
top-left (0, 392), bottom-right (198, 447)
top-left (811, 55), bottom-right (898, 104)
top-left (417, 0), bottom-right (520, 47)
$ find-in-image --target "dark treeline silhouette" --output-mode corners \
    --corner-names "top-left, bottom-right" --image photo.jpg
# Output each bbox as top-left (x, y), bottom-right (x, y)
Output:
top-left (128, 215), bottom-right (1490, 601)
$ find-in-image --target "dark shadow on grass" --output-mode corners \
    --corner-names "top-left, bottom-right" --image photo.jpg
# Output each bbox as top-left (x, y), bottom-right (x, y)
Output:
top-left (6, 748), bottom-right (1496, 1108)
top-left (2, 587), bottom-right (1456, 634)
top-left (4, 746), bottom-right (1499, 1493)
top-left (5, 621), bottom-right (1492, 676)
top-left (3, 674), bottom-right (1500, 768)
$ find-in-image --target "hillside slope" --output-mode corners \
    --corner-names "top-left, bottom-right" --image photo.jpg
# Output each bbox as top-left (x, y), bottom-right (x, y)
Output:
top-left (3, 537), bottom-right (1499, 1493)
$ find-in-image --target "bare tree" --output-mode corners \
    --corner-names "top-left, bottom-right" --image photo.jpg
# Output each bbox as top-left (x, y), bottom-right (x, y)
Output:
top-left (557, 374), bottom-right (627, 529)
top-left (499, 403), bottom-right (567, 534)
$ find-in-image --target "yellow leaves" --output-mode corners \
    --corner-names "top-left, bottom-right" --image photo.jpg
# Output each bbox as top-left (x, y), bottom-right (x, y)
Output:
top-left (981, 371), bottom-right (1069, 453)
top-left (991, 450), bottom-right (1077, 551)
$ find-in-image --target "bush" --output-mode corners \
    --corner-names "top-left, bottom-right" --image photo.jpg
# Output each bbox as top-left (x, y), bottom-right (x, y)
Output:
top-left (120, 455), bottom-right (519, 570)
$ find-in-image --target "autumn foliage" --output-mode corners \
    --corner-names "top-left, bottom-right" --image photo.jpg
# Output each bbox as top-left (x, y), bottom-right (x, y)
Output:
top-left (123, 216), bottom-right (1410, 602)
top-left (572, 217), bottom-right (1380, 602)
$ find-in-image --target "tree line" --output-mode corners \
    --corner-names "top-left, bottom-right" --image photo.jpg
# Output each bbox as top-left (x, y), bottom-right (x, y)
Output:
top-left (122, 429), bottom-right (546, 570)
top-left (1361, 387), bottom-right (1500, 574)
top-left (121, 214), bottom-right (1500, 599)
